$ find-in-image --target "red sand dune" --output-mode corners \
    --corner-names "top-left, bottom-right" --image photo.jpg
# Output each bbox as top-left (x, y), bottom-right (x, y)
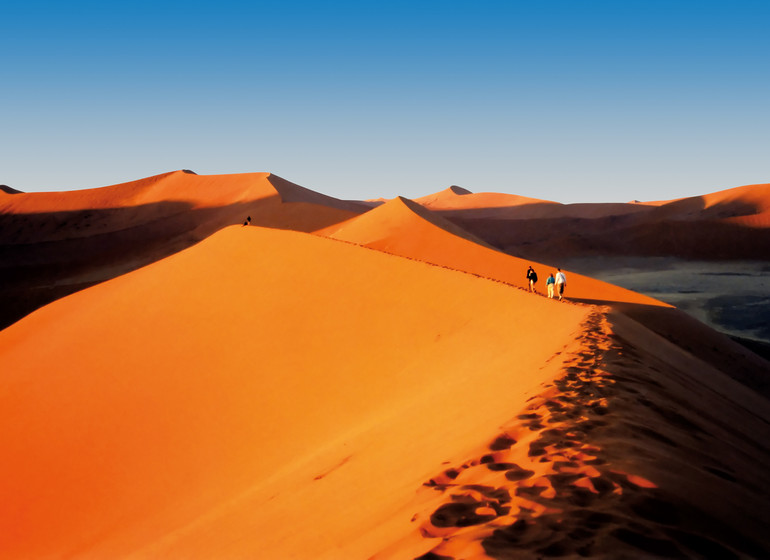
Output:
top-left (0, 171), bottom-right (366, 329)
top-left (0, 225), bottom-right (590, 558)
top-left (647, 182), bottom-right (770, 226)
top-left (1, 174), bottom-right (769, 558)
top-left (321, 195), bottom-right (664, 307)
top-left (416, 185), bottom-right (653, 220)
top-left (0, 170), bottom-right (365, 242)
top-left (414, 186), bottom-right (558, 219)
top-left (319, 194), bottom-right (770, 394)
top-left (419, 183), bottom-right (770, 260)
top-left (0, 225), bottom-right (768, 558)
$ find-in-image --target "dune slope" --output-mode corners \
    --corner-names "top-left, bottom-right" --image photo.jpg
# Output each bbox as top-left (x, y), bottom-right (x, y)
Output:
top-left (422, 183), bottom-right (770, 261)
top-left (1, 177), bottom-right (769, 559)
top-left (0, 219), bottom-right (767, 558)
top-left (0, 171), bottom-right (365, 329)
top-left (323, 195), bottom-right (664, 307)
top-left (374, 308), bottom-right (770, 559)
top-left (0, 225), bottom-right (590, 559)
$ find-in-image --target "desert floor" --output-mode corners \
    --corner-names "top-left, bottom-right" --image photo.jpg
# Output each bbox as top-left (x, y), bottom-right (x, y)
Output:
top-left (562, 258), bottom-right (770, 348)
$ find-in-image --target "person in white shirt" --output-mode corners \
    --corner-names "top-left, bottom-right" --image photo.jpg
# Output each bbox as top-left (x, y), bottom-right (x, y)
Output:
top-left (554, 268), bottom-right (567, 300)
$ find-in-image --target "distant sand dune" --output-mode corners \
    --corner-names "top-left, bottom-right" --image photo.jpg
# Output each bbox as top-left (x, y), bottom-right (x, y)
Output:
top-left (416, 182), bottom-right (770, 260)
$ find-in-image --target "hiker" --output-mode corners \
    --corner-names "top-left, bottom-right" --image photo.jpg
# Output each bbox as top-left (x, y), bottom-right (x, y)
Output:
top-left (555, 268), bottom-right (567, 300)
top-left (243, 215), bottom-right (252, 226)
top-left (546, 273), bottom-right (555, 298)
top-left (526, 266), bottom-right (538, 293)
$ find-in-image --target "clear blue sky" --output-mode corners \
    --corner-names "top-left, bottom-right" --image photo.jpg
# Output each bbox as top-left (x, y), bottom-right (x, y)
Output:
top-left (2, 0), bottom-right (768, 203)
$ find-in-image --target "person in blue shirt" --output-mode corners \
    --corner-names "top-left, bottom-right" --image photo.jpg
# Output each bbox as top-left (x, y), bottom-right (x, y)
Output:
top-left (546, 273), bottom-right (556, 298)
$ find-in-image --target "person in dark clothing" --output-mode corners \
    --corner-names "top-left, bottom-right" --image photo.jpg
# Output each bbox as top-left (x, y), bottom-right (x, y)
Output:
top-left (526, 266), bottom-right (538, 293)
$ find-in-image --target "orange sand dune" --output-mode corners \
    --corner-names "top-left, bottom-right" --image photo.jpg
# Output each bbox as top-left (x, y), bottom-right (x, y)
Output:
top-left (430, 182), bottom-right (770, 260)
top-left (0, 170), bottom-right (365, 242)
top-left (415, 186), bottom-right (554, 216)
top-left (1, 224), bottom-right (769, 559)
top-left (0, 171), bottom-right (366, 329)
top-left (416, 186), bottom-right (653, 220)
top-left (376, 309), bottom-right (770, 559)
top-left (647, 182), bottom-right (770, 226)
top-left (0, 225), bottom-right (590, 559)
top-left (322, 195), bottom-right (664, 307)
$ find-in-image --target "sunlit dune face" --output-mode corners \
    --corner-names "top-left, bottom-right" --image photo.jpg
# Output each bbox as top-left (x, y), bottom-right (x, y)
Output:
top-left (323, 196), bottom-right (666, 307)
top-left (0, 226), bottom-right (591, 558)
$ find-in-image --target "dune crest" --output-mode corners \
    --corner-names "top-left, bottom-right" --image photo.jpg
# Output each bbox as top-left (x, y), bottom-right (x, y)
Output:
top-left (0, 171), bottom-right (365, 330)
top-left (375, 309), bottom-right (770, 559)
top-left (416, 187), bottom-right (556, 218)
top-left (654, 182), bottom-right (770, 226)
top-left (323, 194), bottom-right (664, 307)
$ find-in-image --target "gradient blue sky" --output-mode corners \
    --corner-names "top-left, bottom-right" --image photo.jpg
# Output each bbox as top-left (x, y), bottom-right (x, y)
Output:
top-left (2, 0), bottom-right (768, 202)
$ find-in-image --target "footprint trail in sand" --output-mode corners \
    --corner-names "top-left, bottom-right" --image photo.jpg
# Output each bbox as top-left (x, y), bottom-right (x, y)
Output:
top-left (407, 310), bottom-right (756, 560)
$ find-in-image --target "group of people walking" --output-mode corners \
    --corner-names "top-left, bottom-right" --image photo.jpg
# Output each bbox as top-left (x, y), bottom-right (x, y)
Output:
top-left (526, 266), bottom-right (566, 300)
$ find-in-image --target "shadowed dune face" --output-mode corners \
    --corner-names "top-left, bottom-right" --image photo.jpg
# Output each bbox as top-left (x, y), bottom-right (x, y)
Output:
top-left (266, 173), bottom-right (373, 213)
top-left (0, 170), bottom-right (364, 241)
top-left (451, 214), bottom-right (770, 261)
top-left (0, 171), bottom-right (364, 329)
top-left (416, 183), bottom-right (770, 261)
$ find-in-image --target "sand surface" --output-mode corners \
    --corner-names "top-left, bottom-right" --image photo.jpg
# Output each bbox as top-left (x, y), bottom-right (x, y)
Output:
top-left (321, 196), bottom-right (664, 308)
top-left (0, 226), bottom-right (591, 558)
top-left (0, 171), bottom-right (364, 330)
top-left (1, 173), bottom-right (769, 559)
top-left (420, 183), bottom-right (770, 261)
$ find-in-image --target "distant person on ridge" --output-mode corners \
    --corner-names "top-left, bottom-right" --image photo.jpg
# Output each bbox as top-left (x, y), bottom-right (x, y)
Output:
top-left (555, 268), bottom-right (567, 300)
top-left (243, 215), bottom-right (252, 226)
top-left (526, 266), bottom-right (538, 293)
top-left (546, 273), bottom-right (555, 298)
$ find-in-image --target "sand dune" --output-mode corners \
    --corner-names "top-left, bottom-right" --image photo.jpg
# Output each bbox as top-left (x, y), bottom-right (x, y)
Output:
top-left (0, 171), bottom-right (365, 329)
top-left (1, 173), bottom-right (769, 559)
top-left (649, 182), bottom-right (770, 227)
top-left (0, 225), bottom-right (590, 558)
top-left (414, 186), bottom-right (557, 219)
top-left (413, 183), bottom-right (770, 261)
top-left (377, 308), bottom-right (770, 559)
top-left (0, 170), bottom-right (363, 243)
top-left (416, 185), bottom-right (654, 220)
top-left (1, 225), bottom-right (768, 558)
top-left (322, 195), bottom-right (664, 307)
top-left (320, 194), bottom-right (770, 391)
